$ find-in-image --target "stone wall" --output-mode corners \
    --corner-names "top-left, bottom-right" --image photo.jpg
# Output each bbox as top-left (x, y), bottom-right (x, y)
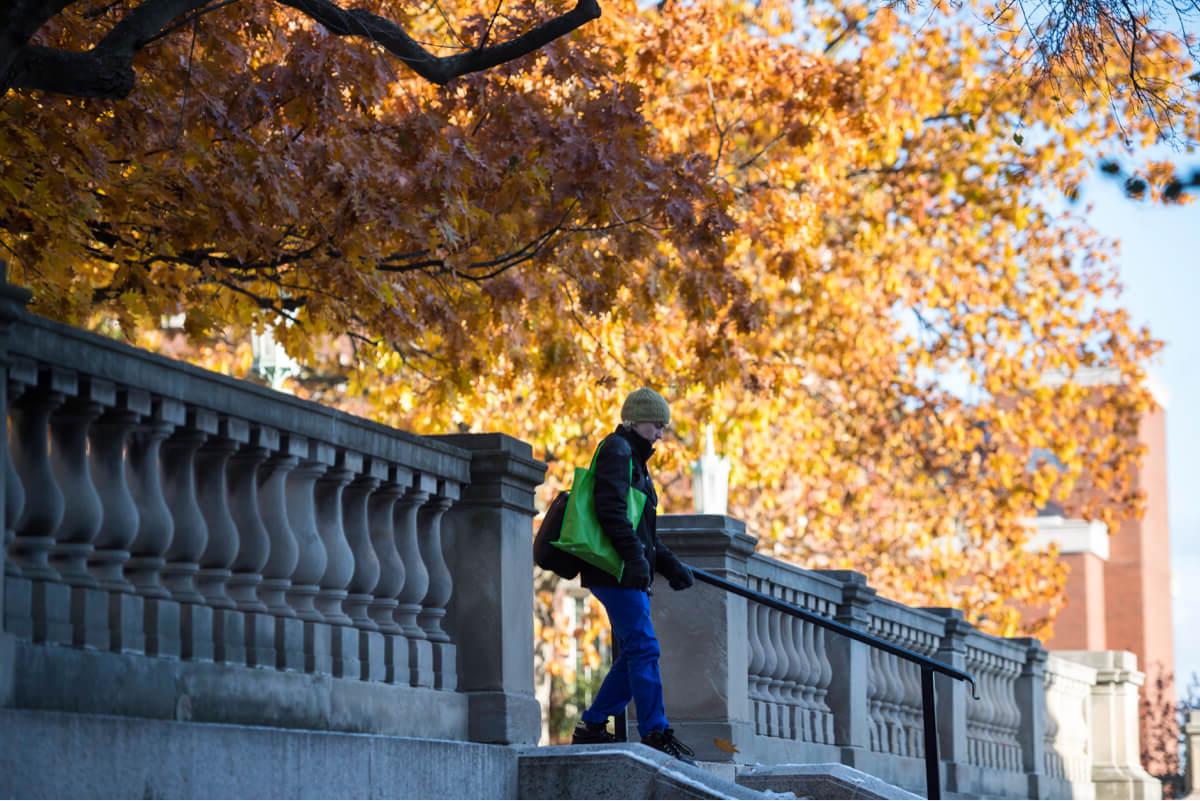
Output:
top-left (0, 265), bottom-right (545, 745)
top-left (651, 514), bottom-right (1163, 799)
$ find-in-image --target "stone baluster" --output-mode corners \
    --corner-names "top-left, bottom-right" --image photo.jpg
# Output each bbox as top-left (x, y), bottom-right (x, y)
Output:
top-left (867, 645), bottom-right (884, 751)
top-left (47, 377), bottom-right (111, 591)
top-left (314, 448), bottom-right (357, 626)
top-left (196, 416), bottom-right (248, 665)
top-left (88, 388), bottom-right (150, 654)
top-left (257, 433), bottom-right (304, 619)
top-left (880, 646), bottom-right (905, 755)
top-left (9, 369), bottom-right (73, 582)
top-left (779, 592), bottom-right (811, 742)
top-left (0, 269), bottom-right (30, 635)
top-left (226, 425), bottom-right (276, 667)
top-left (48, 377), bottom-right (115, 652)
top-left (747, 582), bottom-right (768, 735)
top-left (1042, 670), bottom-right (1063, 779)
top-left (7, 367), bottom-right (73, 644)
top-left (417, 481), bottom-right (459, 691)
top-left (160, 407), bottom-right (217, 662)
top-left (766, 602), bottom-right (792, 739)
top-left (341, 458), bottom-right (385, 633)
top-left (313, 449), bottom-right (358, 679)
top-left (285, 439), bottom-right (332, 626)
top-left (3, 357), bottom-right (36, 575)
top-left (1005, 656), bottom-right (1023, 770)
top-left (161, 407), bottom-right (216, 605)
top-left (88, 389), bottom-right (149, 593)
top-left (333, 454), bottom-right (383, 682)
top-left (367, 465), bottom-right (409, 685)
top-left (900, 632), bottom-right (924, 758)
top-left (813, 622), bottom-right (835, 744)
top-left (125, 397), bottom-right (185, 657)
top-left (394, 474), bottom-right (434, 688)
top-left (757, 595), bottom-right (782, 736)
top-left (195, 416), bottom-right (247, 609)
top-left (261, 433), bottom-right (311, 671)
top-left (125, 398), bottom-right (183, 599)
top-left (4, 357), bottom-right (36, 578)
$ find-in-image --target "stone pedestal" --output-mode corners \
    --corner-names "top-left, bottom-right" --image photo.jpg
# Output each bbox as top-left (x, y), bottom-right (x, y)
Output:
top-left (654, 514), bottom-right (757, 762)
top-left (816, 570), bottom-right (876, 768)
top-left (433, 433), bottom-right (545, 745)
top-left (1058, 650), bottom-right (1163, 800)
top-left (1184, 710), bottom-right (1200, 799)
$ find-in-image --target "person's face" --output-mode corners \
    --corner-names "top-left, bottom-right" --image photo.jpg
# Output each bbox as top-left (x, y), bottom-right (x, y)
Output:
top-left (632, 421), bottom-right (666, 444)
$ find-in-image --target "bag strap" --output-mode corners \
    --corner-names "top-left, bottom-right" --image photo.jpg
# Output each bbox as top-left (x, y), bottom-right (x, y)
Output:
top-left (589, 436), bottom-right (636, 484)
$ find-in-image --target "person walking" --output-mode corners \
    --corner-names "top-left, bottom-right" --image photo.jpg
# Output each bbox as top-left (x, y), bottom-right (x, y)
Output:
top-left (570, 387), bottom-right (698, 765)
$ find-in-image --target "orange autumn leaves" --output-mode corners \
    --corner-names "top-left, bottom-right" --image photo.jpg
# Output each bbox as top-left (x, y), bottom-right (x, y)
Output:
top-left (5, 0), bottom-right (1192, 640)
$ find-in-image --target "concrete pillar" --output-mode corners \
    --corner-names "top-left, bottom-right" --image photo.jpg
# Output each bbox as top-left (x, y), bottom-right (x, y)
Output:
top-left (434, 433), bottom-right (545, 745)
top-left (1058, 650), bottom-right (1163, 799)
top-left (653, 514), bottom-right (757, 762)
top-left (1183, 710), bottom-right (1200, 799)
top-left (1012, 637), bottom-right (1050, 799)
top-left (0, 262), bottom-right (31, 705)
top-left (925, 607), bottom-right (971, 785)
top-left (816, 569), bottom-right (877, 768)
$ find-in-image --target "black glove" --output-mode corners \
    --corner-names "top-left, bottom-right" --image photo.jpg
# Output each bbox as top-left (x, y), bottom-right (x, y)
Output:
top-left (667, 562), bottom-right (694, 591)
top-left (621, 556), bottom-right (652, 591)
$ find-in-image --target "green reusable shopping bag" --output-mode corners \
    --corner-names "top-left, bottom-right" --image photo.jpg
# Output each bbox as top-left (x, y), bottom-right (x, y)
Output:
top-left (552, 441), bottom-right (648, 580)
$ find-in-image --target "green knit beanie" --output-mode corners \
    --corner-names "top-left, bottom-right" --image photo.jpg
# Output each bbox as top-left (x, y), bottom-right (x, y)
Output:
top-left (621, 387), bottom-right (671, 425)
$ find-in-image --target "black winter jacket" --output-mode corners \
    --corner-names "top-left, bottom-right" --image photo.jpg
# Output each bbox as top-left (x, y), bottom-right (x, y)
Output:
top-left (580, 425), bottom-right (689, 591)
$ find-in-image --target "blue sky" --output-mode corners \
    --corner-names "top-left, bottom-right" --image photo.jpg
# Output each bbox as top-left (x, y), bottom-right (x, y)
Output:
top-left (1078, 172), bottom-right (1200, 686)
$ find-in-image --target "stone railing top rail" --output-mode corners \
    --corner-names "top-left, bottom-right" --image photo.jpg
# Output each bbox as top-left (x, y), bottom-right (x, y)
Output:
top-left (1045, 653), bottom-right (1099, 684)
top-left (6, 306), bottom-right (471, 484)
top-left (745, 551), bottom-right (844, 605)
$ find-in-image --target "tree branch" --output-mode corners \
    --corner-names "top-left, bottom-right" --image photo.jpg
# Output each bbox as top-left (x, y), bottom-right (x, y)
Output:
top-left (276, 0), bottom-right (601, 85)
top-left (3, 0), bottom-right (601, 98)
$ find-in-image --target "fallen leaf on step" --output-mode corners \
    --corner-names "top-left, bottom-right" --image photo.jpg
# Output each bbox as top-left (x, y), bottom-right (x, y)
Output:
top-left (713, 737), bottom-right (739, 754)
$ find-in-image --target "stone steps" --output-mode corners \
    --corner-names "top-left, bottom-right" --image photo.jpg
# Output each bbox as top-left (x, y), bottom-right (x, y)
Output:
top-left (0, 707), bottom-right (918, 800)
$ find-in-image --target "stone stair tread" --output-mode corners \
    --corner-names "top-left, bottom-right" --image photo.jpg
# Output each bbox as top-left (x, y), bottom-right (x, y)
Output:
top-left (737, 763), bottom-right (922, 800)
top-left (517, 743), bottom-right (795, 799)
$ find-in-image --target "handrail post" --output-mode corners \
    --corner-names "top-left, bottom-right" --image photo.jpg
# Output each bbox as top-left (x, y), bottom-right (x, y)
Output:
top-left (654, 515), bottom-right (757, 762)
top-left (922, 667), bottom-right (942, 799)
top-left (820, 570), bottom-right (876, 766)
top-left (927, 607), bottom-right (971, 794)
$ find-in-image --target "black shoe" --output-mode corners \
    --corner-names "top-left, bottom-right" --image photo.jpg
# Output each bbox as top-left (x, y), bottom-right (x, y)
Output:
top-left (572, 720), bottom-right (617, 744)
top-left (641, 728), bottom-right (696, 765)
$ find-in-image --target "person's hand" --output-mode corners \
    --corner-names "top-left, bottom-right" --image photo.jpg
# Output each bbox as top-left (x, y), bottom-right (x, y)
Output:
top-left (667, 563), bottom-right (694, 591)
top-left (621, 556), bottom-right (652, 590)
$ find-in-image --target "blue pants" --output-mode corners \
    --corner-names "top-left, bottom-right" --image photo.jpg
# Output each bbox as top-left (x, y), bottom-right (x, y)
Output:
top-left (581, 586), bottom-right (669, 737)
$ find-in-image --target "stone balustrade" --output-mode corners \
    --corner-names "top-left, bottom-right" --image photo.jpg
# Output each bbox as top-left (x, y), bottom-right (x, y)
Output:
top-left (653, 514), bottom-right (1162, 799)
top-left (0, 267), bottom-right (545, 745)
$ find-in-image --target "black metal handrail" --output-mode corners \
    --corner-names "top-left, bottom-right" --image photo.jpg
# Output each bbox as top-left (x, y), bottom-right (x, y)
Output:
top-left (616, 566), bottom-right (978, 799)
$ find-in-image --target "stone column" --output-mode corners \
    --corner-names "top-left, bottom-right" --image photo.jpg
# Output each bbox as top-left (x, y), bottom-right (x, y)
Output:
top-left (926, 607), bottom-right (972, 792)
top-left (1058, 650), bottom-right (1163, 800)
top-left (1183, 710), bottom-right (1200, 800)
top-left (433, 433), bottom-right (543, 746)
top-left (1012, 637), bottom-right (1050, 799)
top-left (816, 569), bottom-right (878, 768)
top-left (654, 514), bottom-right (757, 762)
